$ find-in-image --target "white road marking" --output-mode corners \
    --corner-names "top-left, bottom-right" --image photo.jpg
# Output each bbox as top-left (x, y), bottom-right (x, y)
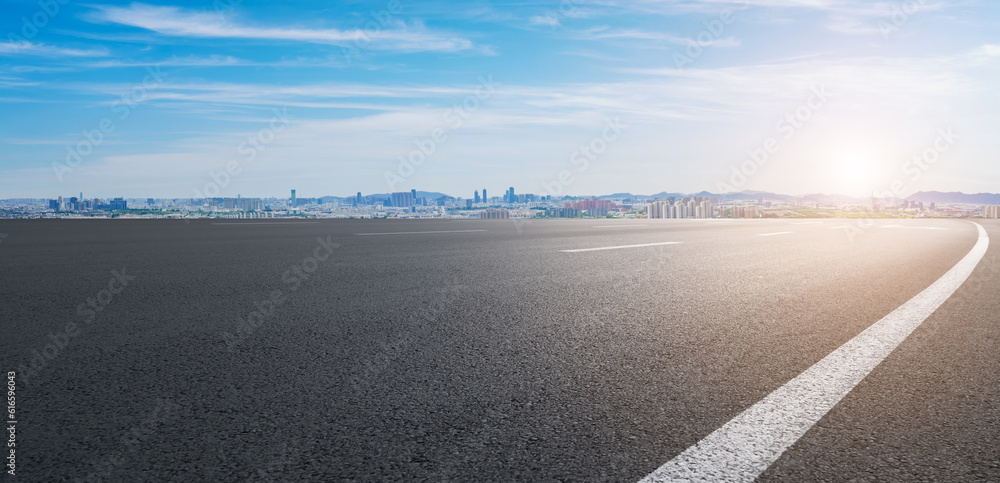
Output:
top-left (881, 225), bottom-right (948, 230)
top-left (639, 222), bottom-right (989, 483)
top-left (594, 225), bottom-right (649, 228)
top-left (829, 226), bottom-right (851, 229)
top-left (758, 232), bottom-right (794, 236)
top-left (212, 222), bottom-right (320, 225)
top-left (560, 242), bottom-right (682, 253)
top-left (792, 222), bottom-right (823, 225)
top-left (355, 229), bottom-right (487, 236)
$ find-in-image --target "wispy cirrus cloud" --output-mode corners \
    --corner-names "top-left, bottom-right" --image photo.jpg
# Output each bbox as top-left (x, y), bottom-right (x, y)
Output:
top-left (0, 41), bottom-right (108, 57)
top-left (529, 15), bottom-right (562, 27)
top-left (86, 3), bottom-right (484, 54)
top-left (575, 26), bottom-right (742, 47)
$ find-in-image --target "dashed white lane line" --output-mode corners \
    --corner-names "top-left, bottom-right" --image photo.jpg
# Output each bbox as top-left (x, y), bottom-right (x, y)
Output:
top-left (594, 225), bottom-right (650, 228)
top-left (561, 242), bottom-right (682, 253)
top-left (792, 222), bottom-right (823, 225)
top-left (881, 225), bottom-right (948, 230)
top-left (355, 229), bottom-right (487, 236)
top-left (212, 222), bottom-right (320, 225)
top-left (758, 232), bottom-right (794, 236)
top-left (639, 222), bottom-right (989, 483)
top-left (829, 226), bottom-right (851, 229)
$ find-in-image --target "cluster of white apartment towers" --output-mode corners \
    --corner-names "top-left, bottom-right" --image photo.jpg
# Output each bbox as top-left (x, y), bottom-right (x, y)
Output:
top-left (648, 199), bottom-right (714, 219)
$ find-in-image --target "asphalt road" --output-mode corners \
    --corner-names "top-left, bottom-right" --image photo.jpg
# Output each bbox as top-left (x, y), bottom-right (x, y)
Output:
top-left (1, 217), bottom-right (998, 482)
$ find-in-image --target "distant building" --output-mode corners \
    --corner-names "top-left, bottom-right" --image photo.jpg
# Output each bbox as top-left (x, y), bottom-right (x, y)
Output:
top-left (110, 198), bottom-right (127, 210)
top-left (984, 205), bottom-right (1000, 219)
top-left (564, 197), bottom-right (621, 217)
top-left (547, 208), bottom-right (581, 218)
top-left (390, 191), bottom-right (415, 208)
top-left (648, 198), bottom-right (711, 219)
top-left (479, 208), bottom-right (509, 219)
top-left (474, 191), bottom-right (481, 204)
top-left (482, 189), bottom-right (487, 204)
top-left (291, 189), bottom-right (296, 207)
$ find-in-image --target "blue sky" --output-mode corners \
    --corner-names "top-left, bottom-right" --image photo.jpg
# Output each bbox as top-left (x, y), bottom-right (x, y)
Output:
top-left (1, 0), bottom-right (998, 199)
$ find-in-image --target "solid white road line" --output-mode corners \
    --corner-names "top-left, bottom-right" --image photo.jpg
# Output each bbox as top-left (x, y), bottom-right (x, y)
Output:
top-left (594, 225), bottom-right (650, 228)
top-left (355, 229), bottom-right (487, 236)
top-left (758, 232), bottom-right (794, 236)
top-left (881, 226), bottom-right (948, 230)
top-left (829, 226), bottom-right (851, 229)
top-left (212, 222), bottom-right (320, 225)
top-left (561, 242), bottom-right (682, 253)
top-left (792, 222), bottom-right (823, 225)
top-left (639, 222), bottom-right (989, 483)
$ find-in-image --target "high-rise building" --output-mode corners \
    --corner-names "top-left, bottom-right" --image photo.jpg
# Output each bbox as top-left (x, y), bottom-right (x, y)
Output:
top-left (291, 189), bottom-right (297, 207)
top-left (390, 191), bottom-right (415, 208)
top-left (411, 189), bottom-right (417, 202)
top-left (482, 189), bottom-right (487, 204)
top-left (474, 191), bottom-right (481, 203)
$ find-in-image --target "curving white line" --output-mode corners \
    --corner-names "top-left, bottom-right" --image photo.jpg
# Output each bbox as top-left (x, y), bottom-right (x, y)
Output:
top-left (639, 222), bottom-right (989, 483)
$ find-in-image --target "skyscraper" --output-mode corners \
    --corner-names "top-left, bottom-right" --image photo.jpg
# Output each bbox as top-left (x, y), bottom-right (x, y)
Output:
top-left (508, 187), bottom-right (515, 204)
top-left (291, 189), bottom-right (297, 207)
top-left (482, 189), bottom-right (487, 204)
top-left (474, 191), bottom-right (481, 203)
top-left (390, 191), bottom-right (415, 208)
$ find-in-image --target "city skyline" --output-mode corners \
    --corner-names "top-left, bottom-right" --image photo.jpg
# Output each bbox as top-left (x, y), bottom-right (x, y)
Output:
top-left (2, 1), bottom-right (1000, 198)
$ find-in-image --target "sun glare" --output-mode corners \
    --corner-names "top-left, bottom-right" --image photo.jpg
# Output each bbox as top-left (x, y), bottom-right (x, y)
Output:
top-left (837, 154), bottom-right (874, 195)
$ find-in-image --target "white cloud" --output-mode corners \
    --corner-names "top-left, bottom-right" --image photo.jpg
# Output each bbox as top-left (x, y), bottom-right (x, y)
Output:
top-left (573, 26), bottom-right (742, 47)
top-left (0, 41), bottom-right (108, 57)
top-left (529, 15), bottom-right (562, 27)
top-left (87, 3), bottom-right (481, 54)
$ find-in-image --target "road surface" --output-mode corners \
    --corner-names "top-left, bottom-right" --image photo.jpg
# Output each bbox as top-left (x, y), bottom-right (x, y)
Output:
top-left (1, 218), bottom-right (997, 481)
